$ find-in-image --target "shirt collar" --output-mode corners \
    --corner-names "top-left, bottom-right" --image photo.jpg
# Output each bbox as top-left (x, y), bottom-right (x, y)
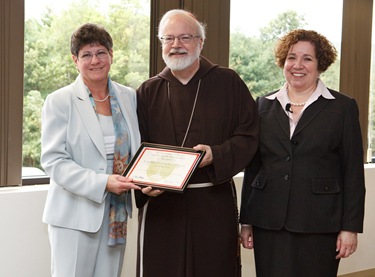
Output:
top-left (266, 79), bottom-right (335, 109)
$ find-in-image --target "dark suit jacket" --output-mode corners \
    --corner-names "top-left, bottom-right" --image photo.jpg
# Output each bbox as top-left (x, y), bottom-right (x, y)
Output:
top-left (240, 88), bottom-right (365, 233)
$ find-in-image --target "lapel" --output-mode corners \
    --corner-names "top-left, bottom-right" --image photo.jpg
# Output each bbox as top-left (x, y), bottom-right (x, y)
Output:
top-left (273, 101), bottom-right (291, 138)
top-left (72, 75), bottom-right (107, 159)
top-left (293, 96), bottom-right (329, 136)
top-left (113, 85), bottom-right (130, 124)
top-left (112, 84), bottom-right (138, 156)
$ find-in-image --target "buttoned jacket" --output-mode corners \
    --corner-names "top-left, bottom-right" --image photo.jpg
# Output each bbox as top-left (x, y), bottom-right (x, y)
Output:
top-left (240, 89), bottom-right (365, 233)
top-left (41, 75), bottom-right (140, 232)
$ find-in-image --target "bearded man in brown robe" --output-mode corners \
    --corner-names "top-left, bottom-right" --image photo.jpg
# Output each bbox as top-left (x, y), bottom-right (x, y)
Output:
top-left (135, 9), bottom-right (259, 277)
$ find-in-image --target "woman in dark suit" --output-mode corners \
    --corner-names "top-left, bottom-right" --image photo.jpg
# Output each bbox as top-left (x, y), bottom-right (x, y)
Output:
top-left (240, 29), bottom-right (366, 277)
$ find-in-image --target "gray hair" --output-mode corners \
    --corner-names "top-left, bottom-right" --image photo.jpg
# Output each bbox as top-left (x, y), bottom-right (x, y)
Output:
top-left (158, 9), bottom-right (206, 40)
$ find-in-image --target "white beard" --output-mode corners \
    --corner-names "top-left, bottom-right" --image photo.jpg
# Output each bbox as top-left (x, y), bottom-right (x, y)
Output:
top-left (163, 44), bottom-right (201, 71)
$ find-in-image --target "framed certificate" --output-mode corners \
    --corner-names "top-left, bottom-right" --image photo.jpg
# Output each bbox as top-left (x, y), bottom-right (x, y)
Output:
top-left (123, 142), bottom-right (205, 192)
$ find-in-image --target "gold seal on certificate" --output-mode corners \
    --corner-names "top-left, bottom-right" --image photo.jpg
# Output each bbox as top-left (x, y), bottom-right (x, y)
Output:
top-left (123, 143), bottom-right (206, 192)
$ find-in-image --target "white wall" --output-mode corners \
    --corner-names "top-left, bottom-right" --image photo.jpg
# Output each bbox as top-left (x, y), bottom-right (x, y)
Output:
top-left (1, 166), bottom-right (374, 277)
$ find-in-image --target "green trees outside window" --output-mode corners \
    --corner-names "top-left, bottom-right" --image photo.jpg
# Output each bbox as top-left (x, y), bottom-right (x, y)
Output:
top-left (23, 4), bottom-right (341, 169)
top-left (230, 10), bottom-right (340, 99)
top-left (23, 0), bottom-right (150, 169)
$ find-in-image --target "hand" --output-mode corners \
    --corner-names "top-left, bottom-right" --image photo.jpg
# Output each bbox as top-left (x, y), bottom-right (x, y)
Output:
top-left (141, 186), bottom-right (164, 197)
top-left (106, 175), bottom-right (141, 195)
top-left (335, 231), bottom-right (358, 259)
top-left (193, 144), bottom-right (213, 167)
top-left (240, 225), bottom-right (254, 249)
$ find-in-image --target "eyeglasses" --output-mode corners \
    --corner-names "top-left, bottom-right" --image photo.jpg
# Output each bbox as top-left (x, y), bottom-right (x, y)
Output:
top-left (78, 50), bottom-right (110, 62)
top-left (159, 34), bottom-right (201, 45)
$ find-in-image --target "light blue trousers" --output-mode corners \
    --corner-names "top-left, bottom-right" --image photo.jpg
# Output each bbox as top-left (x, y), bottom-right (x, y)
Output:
top-left (48, 199), bottom-right (126, 277)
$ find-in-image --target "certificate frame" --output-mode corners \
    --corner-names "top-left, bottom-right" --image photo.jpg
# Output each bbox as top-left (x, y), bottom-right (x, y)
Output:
top-left (123, 142), bottom-right (206, 192)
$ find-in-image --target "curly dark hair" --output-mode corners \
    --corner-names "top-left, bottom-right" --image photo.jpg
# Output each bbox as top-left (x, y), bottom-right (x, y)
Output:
top-left (274, 29), bottom-right (337, 73)
top-left (70, 23), bottom-right (113, 56)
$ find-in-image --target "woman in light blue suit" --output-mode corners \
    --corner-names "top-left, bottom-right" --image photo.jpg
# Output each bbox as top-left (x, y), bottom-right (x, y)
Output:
top-left (41, 23), bottom-right (141, 277)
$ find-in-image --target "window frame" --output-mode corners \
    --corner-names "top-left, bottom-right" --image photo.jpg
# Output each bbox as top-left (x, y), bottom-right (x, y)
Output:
top-left (0, 0), bottom-right (371, 186)
top-left (1, 0), bottom-right (24, 186)
top-left (339, 0), bottom-right (372, 159)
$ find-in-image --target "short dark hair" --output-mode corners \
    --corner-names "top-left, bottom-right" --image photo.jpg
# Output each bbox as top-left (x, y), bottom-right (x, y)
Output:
top-left (70, 23), bottom-right (113, 56)
top-left (274, 29), bottom-right (337, 73)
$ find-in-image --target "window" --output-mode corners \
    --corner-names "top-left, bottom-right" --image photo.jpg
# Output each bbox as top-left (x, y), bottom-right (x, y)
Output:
top-left (1, 0), bottom-right (372, 186)
top-left (22, 0), bottom-right (151, 181)
top-left (229, 0), bottom-right (342, 98)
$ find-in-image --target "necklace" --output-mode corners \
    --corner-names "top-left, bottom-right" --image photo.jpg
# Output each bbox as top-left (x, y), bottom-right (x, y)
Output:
top-left (167, 79), bottom-right (201, 147)
top-left (91, 93), bottom-right (110, 102)
top-left (286, 85), bottom-right (311, 107)
top-left (289, 101), bottom-right (306, 106)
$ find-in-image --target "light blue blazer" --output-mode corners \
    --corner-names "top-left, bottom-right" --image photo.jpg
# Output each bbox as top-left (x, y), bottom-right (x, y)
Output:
top-left (41, 74), bottom-right (141, 232)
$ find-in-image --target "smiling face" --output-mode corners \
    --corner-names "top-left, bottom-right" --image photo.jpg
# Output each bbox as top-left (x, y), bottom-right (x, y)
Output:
top-left (160, 14), bottom-right (203, 72)
top-left (283, 41), bottom-right (320, 92)
top-left (72, 43), bottom-right (113, 86)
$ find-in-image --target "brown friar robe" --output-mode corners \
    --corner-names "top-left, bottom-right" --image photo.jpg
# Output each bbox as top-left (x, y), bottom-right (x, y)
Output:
top-left (135, 56), bottom-right (259, 277)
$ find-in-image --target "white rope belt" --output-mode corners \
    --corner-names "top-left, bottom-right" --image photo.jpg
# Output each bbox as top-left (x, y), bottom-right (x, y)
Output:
top-left (187, 182), bottom-right (214, 189)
